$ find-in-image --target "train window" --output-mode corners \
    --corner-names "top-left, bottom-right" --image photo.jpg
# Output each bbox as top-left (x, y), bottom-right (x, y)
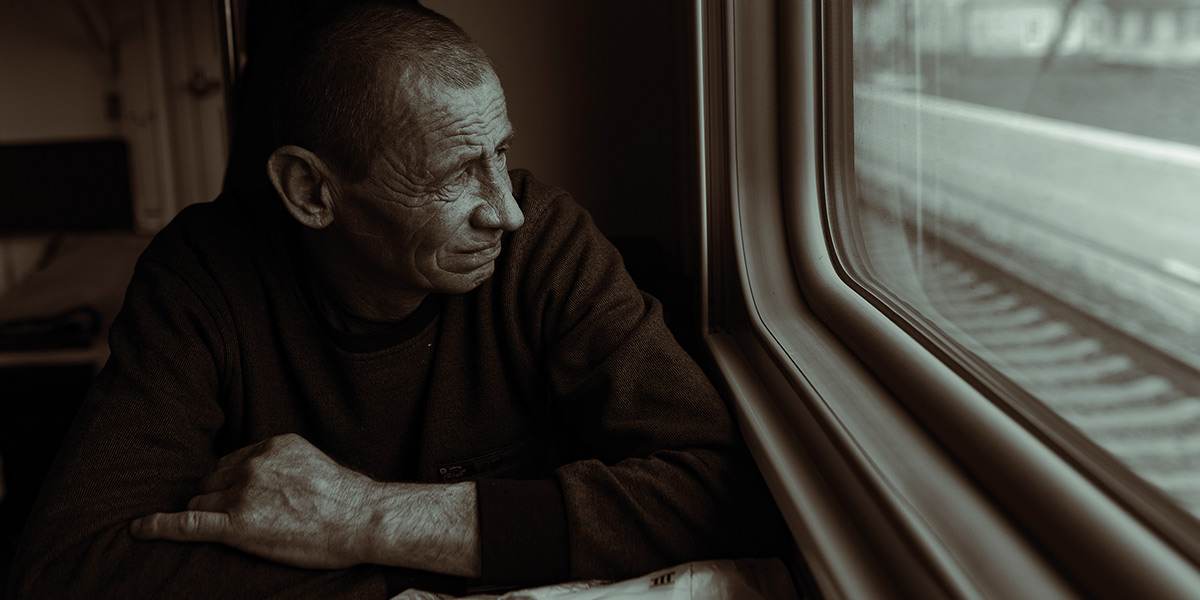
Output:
top-left (702, 0), bottom-right (1200, 596)
top-left (841, 0), bottom-right (1200, 526)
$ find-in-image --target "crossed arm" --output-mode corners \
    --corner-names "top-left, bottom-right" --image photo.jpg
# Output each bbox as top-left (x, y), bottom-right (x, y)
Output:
top-left (129, 433), bottom-right (482, 577)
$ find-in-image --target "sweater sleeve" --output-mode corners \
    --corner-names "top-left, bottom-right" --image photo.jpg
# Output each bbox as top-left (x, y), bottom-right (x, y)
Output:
top-left (475, 172), bottom-right (784, 584)
top-left (6, 256), bottom-right (403, 599)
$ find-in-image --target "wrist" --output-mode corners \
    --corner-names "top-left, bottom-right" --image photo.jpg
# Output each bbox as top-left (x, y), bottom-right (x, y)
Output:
top-left (355, 478), bottom-right (392, 565)
top-left (359, 481), bottom-right (481, 577)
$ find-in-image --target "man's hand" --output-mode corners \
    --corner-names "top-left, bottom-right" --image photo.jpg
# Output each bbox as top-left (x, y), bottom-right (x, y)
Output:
top-left (130, 433), bottom-right (380, 569)
top-left (130, 433), bottom-right (482, 576)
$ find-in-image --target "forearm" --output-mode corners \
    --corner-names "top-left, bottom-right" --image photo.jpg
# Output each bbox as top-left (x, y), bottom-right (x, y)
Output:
top-left (362, 481), bottom-right (481, 578)
top-left (553, 447), bottom-right (783, 580)
top-left (131, 435), bottom-right (482, 580)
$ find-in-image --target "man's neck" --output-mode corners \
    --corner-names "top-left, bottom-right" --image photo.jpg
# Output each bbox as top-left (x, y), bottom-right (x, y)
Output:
top-left (301, 233), bottom-right (426, 335)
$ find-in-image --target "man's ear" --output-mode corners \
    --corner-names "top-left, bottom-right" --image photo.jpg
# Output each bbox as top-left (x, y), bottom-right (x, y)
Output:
top-left (266, 146), bottom-right (336, 229)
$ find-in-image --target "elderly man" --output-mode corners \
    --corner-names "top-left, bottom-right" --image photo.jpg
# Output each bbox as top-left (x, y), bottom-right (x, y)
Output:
top-left (9, 3), bottom-right (779, 598)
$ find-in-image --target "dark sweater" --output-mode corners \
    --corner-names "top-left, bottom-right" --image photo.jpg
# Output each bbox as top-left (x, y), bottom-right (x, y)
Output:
top-left (9, 170), bottom-right (777, 598)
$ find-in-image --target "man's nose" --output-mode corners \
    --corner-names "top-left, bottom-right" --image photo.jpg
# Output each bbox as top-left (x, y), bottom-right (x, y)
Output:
top-left (472, 175), bottom-right (524, 232)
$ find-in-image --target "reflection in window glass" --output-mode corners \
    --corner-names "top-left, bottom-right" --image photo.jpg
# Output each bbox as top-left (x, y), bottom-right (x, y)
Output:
top-left (848, 0), bottom-right (1200, 518)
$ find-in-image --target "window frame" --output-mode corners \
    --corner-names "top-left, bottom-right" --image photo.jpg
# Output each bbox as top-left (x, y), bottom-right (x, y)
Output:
top-left (695, 0), bottom-right (1200, 598)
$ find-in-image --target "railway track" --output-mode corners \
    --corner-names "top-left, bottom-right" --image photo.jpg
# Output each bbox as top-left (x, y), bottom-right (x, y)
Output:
top-left (919, 245), bottom-right (1200, 517)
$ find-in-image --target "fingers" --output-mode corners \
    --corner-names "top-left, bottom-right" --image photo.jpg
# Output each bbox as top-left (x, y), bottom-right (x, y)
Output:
top-left (215, 440), bottom-right (267, 470)
top-left (186, 491), bottom-right (227, 512)
top-left (199, 466), bottom-right (241, 494)
top-left (215, 433), bottom-right (309, 470)
top-left (130, 511), bottom-right (231, 543)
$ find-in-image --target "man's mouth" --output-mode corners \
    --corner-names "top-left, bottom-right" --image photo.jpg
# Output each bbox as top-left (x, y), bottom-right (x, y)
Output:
top-left (468, 241), bottom-right (501, 260)
top-left (452, 241), bottom-right (502, 270)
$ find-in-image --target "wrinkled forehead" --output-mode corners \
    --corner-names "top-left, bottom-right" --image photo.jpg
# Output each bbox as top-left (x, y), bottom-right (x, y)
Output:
top-left (390, 72), bottom-right (510, 157)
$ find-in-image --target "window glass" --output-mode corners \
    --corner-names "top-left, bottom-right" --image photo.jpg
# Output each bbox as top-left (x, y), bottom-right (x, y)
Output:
top-left (848, 0), bottom-right (1200, 519)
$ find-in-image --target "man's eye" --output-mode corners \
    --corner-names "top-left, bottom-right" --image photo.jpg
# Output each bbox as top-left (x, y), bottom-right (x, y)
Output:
top-left (497, 145), bottom-right (509, 155)
top-left (440, 168), bottom-right (469, 187)
top-left (431, 171), bottom-right (470, 202)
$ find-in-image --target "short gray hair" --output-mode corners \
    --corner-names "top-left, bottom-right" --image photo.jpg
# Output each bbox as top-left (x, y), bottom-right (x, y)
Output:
top-left (270, 2), bottom-right (494, 181)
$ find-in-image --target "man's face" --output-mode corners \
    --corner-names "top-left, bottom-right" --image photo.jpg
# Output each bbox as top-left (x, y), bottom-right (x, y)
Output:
top-left (328, 70), bottom-right (524, 297)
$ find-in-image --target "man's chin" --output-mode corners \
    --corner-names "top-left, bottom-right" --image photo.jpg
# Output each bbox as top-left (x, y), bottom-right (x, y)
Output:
top-left (431, 262), bottom-right (496, 294)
